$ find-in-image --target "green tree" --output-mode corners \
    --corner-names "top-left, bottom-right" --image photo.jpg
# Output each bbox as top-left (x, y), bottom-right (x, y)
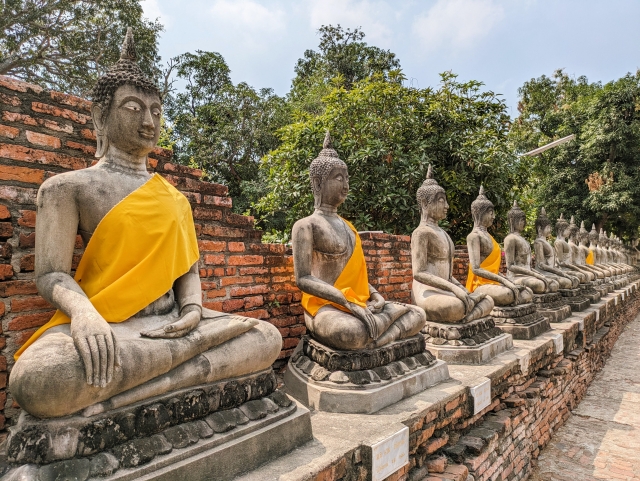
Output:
top-left (511, 69), bottom-right (640, 239)
top-left (0, 0), bottom-right (162, 96)
top-left (256, 72), bottom-right (524, 242)
top-left (290, 24), bottom-right (400, 115)
top-left (164, 51), bottom-right (289, 214)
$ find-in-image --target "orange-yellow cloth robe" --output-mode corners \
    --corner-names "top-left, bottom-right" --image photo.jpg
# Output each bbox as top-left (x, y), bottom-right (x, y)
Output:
top-left (301, 218), bottom-right (370, 316)
top-left (466, 235), bottom-right (502, 293)
top-left (586, 250), bottom-right (595, 265)
top-left (15, 174), bottom-right (200, 360)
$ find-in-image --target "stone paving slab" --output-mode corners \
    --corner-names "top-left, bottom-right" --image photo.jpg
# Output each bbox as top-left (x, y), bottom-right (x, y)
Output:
top-left (531, 312), bottom-right (640, 481)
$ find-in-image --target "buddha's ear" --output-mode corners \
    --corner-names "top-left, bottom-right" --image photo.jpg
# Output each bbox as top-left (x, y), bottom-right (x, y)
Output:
top-left (91, 103), bottom-right (106, 131)
top-left (91, 103), bottom-right (109, 158)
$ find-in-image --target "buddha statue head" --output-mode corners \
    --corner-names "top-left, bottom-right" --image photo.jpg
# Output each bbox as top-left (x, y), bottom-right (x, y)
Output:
top-left (589, 224), bottom-right (599, 246)
top-left (471, 185), bottom-right (495, 227)
top-left (568, 216), bottom-right (579, 242)
top-left (309, 131), bottom-right (348, 209)
top-left (507, 200), bottom-right (526, 234)
top-left (417, 164), bottom-right (448, 221)
top-left (535, 207), bottom-right (551, 239)
top-left (90, 28), bottom-right (161, 158)
top-left (578, 221), bottom-right (590, 245)
top-left (555, 214), bottom-right (569, 240)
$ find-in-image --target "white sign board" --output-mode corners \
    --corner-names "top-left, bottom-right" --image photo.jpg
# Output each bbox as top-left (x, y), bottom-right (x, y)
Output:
top-left (551, 333), bottom-right (564, 354)
top-left (370, 427), bottom-right (409, 481)
top-left (470, 377), bottom-right (491, 415)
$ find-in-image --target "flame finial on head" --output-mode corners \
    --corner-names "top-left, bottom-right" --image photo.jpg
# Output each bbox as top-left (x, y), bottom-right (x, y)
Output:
top-left (323, 130), bottom-right (332, 149)
top-left (120, 27), bottom-right (137, 61)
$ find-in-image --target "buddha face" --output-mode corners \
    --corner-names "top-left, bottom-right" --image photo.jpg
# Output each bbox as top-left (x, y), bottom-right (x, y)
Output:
top-left (479, 208), bottom-right (495, 228)
top-left (318, 166), bottom-right (349, 207)
top-left (424, 192), bottom-right (449, 222)
top-left (513, 216), bottom-right (525, 233)
top-left (92, 84), bottom-right (162, 158)
top-left (538, 224), bottom-right (551, 239)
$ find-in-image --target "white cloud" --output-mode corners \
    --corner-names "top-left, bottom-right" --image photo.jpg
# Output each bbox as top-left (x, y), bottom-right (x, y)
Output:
top-left (141, 0), bottom-right (171, 27)
top-left (307, 0), bottom-right (395, 45)
top-left (412, 0), bottom-right (505, 53)
top-left (209, 0), bottom-right (287, 50)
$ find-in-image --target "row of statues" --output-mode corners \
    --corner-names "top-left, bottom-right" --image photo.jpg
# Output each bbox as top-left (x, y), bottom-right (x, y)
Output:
top-left (5, 29), bottom-right (637, 465)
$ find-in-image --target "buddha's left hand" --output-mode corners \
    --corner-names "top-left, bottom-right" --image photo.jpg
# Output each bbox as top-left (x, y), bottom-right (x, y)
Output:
top-left (141, 309), bottom-right (201, 338)
top-left (367, 292), bottom-right (385, 314)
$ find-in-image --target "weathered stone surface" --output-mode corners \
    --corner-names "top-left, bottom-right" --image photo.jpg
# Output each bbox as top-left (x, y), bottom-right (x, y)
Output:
top-left (38, 458), bottom-right (91, 481)
top-left (205, 412), bottom-right (236, 433)
top-left (424, 317), bottom-right (504, 346)
top-left (7, 370), bottom-right (277, 464)
top-left (163, 424), bottom-right (199, 449)
top-left (239, 400), bottom-right (268, 421)
top-left (112, 438), bottom-right (157, 468)
top-left (148, 434), bottom-right (172, 455)
top-left (301, 335), bottom-right (426, 372)
top-left (89, 452), bottom-right (119, 477)
top-left (268, 390), bottom-right (292, 408)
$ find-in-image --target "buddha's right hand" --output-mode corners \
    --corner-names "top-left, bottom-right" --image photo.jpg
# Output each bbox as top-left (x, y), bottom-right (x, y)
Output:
top-left (348, 302), bottom-right (379, 341)
top-left (453, 287), bottom-right (475, 315)
top-left (70, 311), bottom-right (120, 388)
top-left (503, 280), bottom-right (521, 304)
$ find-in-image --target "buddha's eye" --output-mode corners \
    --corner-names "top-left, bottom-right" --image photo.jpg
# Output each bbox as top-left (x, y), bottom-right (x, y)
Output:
top-left (123, 101), bottom-right (141, 112)
top-left (151, 108), bottom-right (161, 117)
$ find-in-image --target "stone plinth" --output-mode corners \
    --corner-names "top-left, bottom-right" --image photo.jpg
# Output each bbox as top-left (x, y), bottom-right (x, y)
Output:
top-left (423, 317), bottom-right (512, 364)
top-left (580, 283), bottom-right (602, 304)
top-left (491, 302), bottom-right (552, 339)
top-left (531, 293), bottom-right (572, 322)
top-left (559, 288), bottom-right (591, 312)
top-left (3, 369), bottom-right (313, 480)
top-left (284, 336), bottom-right (449, 414)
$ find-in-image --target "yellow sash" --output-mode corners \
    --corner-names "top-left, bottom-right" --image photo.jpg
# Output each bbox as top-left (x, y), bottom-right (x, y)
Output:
top-left (466, 235), bottom-right (501, 293)
top-left (15, 174), bottom-right (199, 360)
top-left (301, 218), bottom-right (370, 316)
top-left (586, 250), bottom-right (595, 265)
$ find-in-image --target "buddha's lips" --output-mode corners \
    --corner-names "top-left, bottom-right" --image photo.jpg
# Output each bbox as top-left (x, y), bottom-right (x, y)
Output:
top-left (138, 131), bottom-right (155, 139)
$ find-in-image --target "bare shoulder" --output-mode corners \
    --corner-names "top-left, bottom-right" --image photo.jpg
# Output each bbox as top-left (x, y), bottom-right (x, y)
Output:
top-left (37, 169), bottom-right (95, 203)
top-left (292, 214), bottom-right (317, 239)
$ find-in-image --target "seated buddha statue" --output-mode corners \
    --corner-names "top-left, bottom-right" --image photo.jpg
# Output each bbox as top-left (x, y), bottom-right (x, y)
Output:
top-left (504, 201), bottom-right (558, 294)
top-left (9, 30), bottom-right (281, 419)
top-left (411, 165), bottom-right (494, 323)
top-left (601, 231), bottom-right (623, 275)
top-left (610, 234), bottom-right (632, 273)
top-left (577, 221), bottom-right (606, 279)
top-left (291, 133), bottom-right (425, 351)
top-left (466, 187), bottom-right (532, 306)
top-left (532, 208), bottom-right (579, 289)
top-left (567, 218), bottom-right (595, 282)
top-left (588, 224), bottom-right (615, 278)
top-left (554, 215), bottom-right (592, 283)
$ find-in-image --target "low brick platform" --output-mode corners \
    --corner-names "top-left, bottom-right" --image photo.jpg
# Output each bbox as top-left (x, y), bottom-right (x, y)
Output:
top-left (237, 282), bottom-right (640, 481)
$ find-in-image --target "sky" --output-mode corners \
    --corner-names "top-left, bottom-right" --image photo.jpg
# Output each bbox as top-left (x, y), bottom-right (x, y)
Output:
top-left (141, 0), bottom-right (640, 116)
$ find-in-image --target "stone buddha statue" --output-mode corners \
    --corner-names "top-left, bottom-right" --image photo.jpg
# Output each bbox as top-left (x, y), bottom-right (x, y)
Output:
top-left (576, 221), bottom-right (606, 279)
top-left (411, 165), bottom-right (494, 323)
top-left (9, 30), bottom-right (282, 419)
top-left (588, 224), bottom-right (615, 278)
top-left (532, 208), bottom-right (579, 289)
top-left (466, 187), bottom-right (532, 306)
top-left (600, 230), bottom-right (622, 275)
top-left (504, 201), bottom-right (558, 294)
top-left (291, 133), bottom-right (426, 351)
top-left (554, 214), bottom-right (591, 283)
top-left (610, 234), bottom-right (631, 273)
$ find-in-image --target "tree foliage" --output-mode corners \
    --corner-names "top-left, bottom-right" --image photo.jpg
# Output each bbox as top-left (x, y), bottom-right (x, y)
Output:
top-left (257, 72), bottom-right (524, 242)
top-left (164, 51), bottom-right (289, 214)
top-left (0, 0), bottom-right (162, 96)
top-left (511, 69), bottom-right (640, 239)
top-left (290, 25), bottom-right (400, 115)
